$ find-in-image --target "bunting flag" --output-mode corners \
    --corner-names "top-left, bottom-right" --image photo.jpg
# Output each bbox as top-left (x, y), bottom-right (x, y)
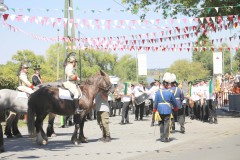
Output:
top-left (1, 17), bottom-right (239, 53)
top-left (5, 4), bottom-right (240, 13)
top-left (1, 13), bottom-right (239, 31)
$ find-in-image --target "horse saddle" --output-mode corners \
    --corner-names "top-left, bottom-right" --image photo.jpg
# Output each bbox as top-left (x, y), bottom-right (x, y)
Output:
top-left (59, 88), bottom-right (73, 100)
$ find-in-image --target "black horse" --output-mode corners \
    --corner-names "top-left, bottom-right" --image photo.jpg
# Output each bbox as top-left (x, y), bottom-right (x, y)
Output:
top-left (27, 70), bottom-right (112, 145)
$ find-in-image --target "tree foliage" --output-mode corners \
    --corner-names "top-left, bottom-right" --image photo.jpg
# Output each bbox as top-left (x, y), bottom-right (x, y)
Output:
top-left (167, 59), bottom-right (209, 82)
top-left (192, 35), bottom-right (214, 75)
top-left (114, 54), bottom-right (137, 82)
top-left (122, 0), bottom-right (240, 19)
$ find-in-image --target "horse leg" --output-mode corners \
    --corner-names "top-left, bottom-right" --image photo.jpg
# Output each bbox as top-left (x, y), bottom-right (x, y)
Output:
top-left (35, 114), bottom-right (48, 145)
top-left (47, 113), bottom-right (56, 137)
top-left (71, 114), bottom-right (80, 145)
top-left (4, 111), bottom-right (16, 138)
top-left (79, 115), bottom-right (88, 143)
top-left (0, 123), bottom-right (4, 153)
top-left (12, 114), bottom-right (22, 138)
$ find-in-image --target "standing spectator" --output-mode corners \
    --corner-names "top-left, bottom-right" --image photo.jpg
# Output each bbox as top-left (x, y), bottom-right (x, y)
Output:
top-left (113, 84), bottom-right (122, 116)
top-left (205, 78), bottom-right (218, 124)
top-left (170, 74), bottom-right (185, 133)
top-left (154, 72), bottom-right (178, 143)
top-left (120, 82), bottom-right (133, 124)
top-left (32, 64), bottom-right (43, 86)
top-left (149, 80), bottom-right (160, 126)
top-left (108, 91), bottom-right (114, 117)
top-left (133, 81), bottom-right (145, 121)
top-left (95, 90), bottom-right (111, 142)
top-left (235, 70), bottom-right (240, 82)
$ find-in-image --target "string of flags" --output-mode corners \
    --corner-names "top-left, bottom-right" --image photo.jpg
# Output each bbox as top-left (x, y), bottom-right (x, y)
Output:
top-left (5, 4), bottom-right (240, 14)
top-left (1, 13), bottom-right (239, 31)
top-left (2, 21), bottom-right (239, 53)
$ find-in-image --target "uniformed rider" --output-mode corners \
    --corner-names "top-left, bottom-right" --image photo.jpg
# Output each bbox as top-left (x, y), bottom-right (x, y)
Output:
top-left (153, 72), bottom-right (178, 143)
top-left (63, 55), bottom-right (82, 114)
top-left (32, 64), bottom-right (43, 86)
top-left (17, 64), bottom-right (34, 94)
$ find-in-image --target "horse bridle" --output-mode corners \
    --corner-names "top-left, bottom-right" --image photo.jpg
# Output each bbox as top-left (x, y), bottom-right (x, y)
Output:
top-left (98, 76), bottom-right (112, 92)
top-left (84, 76), bottom-right (112, 92)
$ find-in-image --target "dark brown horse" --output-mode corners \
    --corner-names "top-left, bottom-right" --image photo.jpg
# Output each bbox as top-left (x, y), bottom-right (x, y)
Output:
top-left (27, 70), bottom-right (112, 145)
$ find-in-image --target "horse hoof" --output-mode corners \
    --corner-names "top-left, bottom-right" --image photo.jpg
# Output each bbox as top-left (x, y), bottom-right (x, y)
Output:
top-left (6, 135), bottom-right (13, 138)
top-left (42, 140), bottom-right (48, 145)
top-left (71, 139), bottom-right (80, 145)
top-left (14, 134), bottom-right (23, 138)
top-left (80, 137), bottom-right (88, 143)
top-left (51, 133), bottom-right (57, 137)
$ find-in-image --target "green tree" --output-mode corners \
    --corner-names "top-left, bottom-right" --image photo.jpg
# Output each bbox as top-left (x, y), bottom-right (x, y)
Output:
top-left (114, 54), bottom-right (137, 82)
top-left (167, 59), bottom-right (209, 82)
top-left (81, 49), bottom-right (118, 78)
top-left (233, 46), bottom-right (240, 72)
top-left (192, 35), bottom-right (214, 75)
top-left (122, 0), bottom-right (240, 19)
top-left (45, 43), bottom-right (65, 82)
top-left (220, 43), bottom-right (231, 74)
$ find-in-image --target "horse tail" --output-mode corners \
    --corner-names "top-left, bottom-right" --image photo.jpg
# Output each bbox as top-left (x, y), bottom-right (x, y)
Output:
top-left (27, 102), bottom-right (35, 137)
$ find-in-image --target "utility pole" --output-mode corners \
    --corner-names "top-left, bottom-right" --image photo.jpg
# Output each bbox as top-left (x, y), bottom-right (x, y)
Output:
top-left (63, 0), bottom-right (76, 80)
top-left (78, 31), bottom-right (82, 80)
top-left (57, 28), bottom-right (60, 81)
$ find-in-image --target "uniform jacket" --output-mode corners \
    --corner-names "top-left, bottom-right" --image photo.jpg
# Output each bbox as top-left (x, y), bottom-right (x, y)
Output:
top-left (19, 72), bottom-right (32, 87)
top-left (170, 86), bottom-right (184, 109)
top-left (32, 74), bottom-right (42, 86)
top-left (65, 63), bottom-right (79, 82)
top-left (154, 88), bottom-right (178, 115)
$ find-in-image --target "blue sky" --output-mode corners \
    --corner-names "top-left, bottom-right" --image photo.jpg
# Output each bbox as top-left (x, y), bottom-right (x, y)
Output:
top-left (0, 0), bottom-right (239, 69)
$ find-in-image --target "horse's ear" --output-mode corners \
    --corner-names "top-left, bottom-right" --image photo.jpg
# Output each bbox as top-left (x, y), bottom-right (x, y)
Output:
top-left (100, 70), bottom-right (106, 76)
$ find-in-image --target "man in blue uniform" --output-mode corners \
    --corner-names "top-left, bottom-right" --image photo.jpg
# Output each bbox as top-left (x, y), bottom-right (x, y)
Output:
top-left (170, 74), bottom-right (185, 133)
top-left (154, 72), bottom-right (178, 143)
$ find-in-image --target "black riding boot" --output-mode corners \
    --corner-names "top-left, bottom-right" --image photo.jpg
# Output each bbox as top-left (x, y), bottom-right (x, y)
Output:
top-left (74, 98), bottom-right (82, 114)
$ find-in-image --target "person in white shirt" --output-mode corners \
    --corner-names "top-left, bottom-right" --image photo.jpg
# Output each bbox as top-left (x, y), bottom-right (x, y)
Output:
top-left (120, 83), bottom-right (133, 124)
top-left (149, 80), bottom-right (160, 126)
top-left (204, 78), bottom-right (218, 124)
top-left (197, 79), bottom-right (206, 121)
top-left (133, 81), bottom-right (145, 120)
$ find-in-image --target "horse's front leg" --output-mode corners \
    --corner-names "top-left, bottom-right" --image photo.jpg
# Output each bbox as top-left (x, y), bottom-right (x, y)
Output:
top-left (12, 114), bottom-right (22, 138)
top-left (71, 114), bottom-right (80, 145)
top-left (0, 123), bottom-right (4, 153)
top-left (46, 113), bottom-right (56, 137)
top-left (35, 115), bottom-right (48, 145)
top-left (4, 111), bottom-right (16, 138)
top-left (79, 115), bottom-right (88, 143)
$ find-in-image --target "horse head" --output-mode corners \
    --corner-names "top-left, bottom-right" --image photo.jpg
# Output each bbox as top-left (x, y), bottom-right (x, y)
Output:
top-left (98, 70), bottom-right (112, 93)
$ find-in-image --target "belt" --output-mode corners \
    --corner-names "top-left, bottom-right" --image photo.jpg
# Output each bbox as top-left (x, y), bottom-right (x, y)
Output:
top-left (158, 102), bottom-right (171, 108)
top-left (176, 98), bottom-right (180, 99)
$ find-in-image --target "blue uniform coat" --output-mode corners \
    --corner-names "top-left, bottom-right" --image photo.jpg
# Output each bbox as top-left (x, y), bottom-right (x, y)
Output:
top-left (170, 86), bottom-right (184, 109)
top-left (154, 88), bottom-right (178, 115)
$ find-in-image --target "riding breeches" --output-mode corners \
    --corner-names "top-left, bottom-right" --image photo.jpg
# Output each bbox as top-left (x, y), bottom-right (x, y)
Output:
top-left (17, 86), bottom-right (34, 94)
top-left (63, 81), bottom-right (79, 99)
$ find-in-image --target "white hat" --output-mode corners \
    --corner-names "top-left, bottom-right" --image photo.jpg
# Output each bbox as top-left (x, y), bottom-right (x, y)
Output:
top-left (170, 73), bottom-right (176, 83)
top-left (163, 72), bottom-right (172, 83)
top-left (69, 56), bottom-right (77, 62)
top-left (22, 64), bottom-right (29, 68)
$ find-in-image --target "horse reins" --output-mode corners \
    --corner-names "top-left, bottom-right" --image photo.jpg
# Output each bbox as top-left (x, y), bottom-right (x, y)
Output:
top-left (83, 76), bottom-right (112, 92)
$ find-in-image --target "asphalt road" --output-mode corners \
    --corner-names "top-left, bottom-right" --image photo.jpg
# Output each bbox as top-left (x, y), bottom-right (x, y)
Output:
top-left (1, 110), bottom-right (240, 160)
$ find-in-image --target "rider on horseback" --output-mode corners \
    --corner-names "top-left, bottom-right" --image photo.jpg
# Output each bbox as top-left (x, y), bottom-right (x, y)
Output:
top-left (17, 64), bottom-right (34, 94)
top-left (63, 55), bottom-right (82, 114)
